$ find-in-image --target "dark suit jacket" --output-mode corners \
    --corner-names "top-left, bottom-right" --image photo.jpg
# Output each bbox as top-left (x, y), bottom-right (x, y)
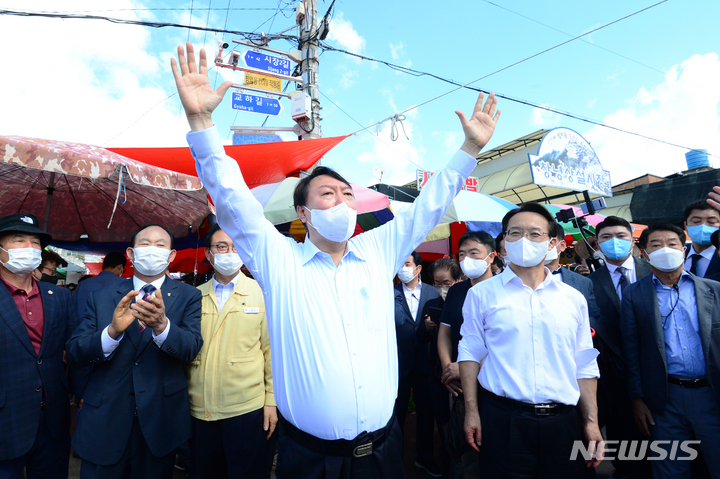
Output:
top-left (66, 277), bottom-right (203, 465)
top-left (620, 273), bottom-right (720, 416)
top-left (416, 296), bottom-right (445, 380)
top-left (394, 282), bottom-right (440, 378)
top-left (71, 271), bottom-right (126, 401)
top-left (685, 244), bottom-right (720, 278)
top-left (0, 281), bottom-right (76, 461)
top-left (589, 257), bottom-right (652, 370)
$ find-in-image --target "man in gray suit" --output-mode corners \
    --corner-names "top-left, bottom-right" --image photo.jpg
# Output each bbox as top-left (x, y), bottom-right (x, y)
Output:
top-left (589, 216), bottom-right (653, 479)
top-left (621, 222), bottom-right (720, 478)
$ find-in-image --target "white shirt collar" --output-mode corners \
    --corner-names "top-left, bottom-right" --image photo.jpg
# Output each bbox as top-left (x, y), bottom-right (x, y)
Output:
top-left (133, 275), bottom-right (166, 292)
top-left (402, 281), bottom-right (422, 293)
top-left (606, 255), bottom-right (635, 274)
top-left (688, 244), bottom-right (716, 260)
top-left (212, 271), bottom-right (242, 291)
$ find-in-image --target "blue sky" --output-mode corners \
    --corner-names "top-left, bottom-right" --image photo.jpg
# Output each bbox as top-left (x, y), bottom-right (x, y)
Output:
top-left (1, 0), bottom-right (718, 190)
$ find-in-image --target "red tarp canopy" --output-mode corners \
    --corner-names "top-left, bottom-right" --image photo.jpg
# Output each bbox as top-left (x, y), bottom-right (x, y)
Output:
top-left (109, 135), bottom-right (351, 188)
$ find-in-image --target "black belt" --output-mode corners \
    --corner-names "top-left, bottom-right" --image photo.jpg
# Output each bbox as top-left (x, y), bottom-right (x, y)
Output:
top-left (483, 389), bottom-right (572, 416)
top-left (668, 376), bottom-right (708, 388)
top-left (282, 415), bottom-right (393, 458)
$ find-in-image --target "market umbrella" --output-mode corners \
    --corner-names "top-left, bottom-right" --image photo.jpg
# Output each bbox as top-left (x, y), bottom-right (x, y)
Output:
top-left (250, 178), bottom-right (391, 225)
top-left (544, 204), bottom-right (606, 240)
top-left (0, 134), bottom-right (211, 243)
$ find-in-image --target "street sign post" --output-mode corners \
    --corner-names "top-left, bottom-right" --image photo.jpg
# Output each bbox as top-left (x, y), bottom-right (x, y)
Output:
top-left (242, 50), bottom-right (293, 76)
top-left (231, 92), bottom-right (283, 116)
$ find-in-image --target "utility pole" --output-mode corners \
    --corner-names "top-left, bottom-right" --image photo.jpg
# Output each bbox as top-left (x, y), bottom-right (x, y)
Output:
top-left (297, 0), bottom-right (321, 140)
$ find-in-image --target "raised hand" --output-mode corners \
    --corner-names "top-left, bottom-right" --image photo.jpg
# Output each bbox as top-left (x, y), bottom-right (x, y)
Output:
top-left (171, 42), bottom-right (234, 132)
top-left (708, 186), bottom-right (720, 210)
top-left (456, 92), bottom-right (501, 157)
top-left (108, 290), bottom-right (140, 339)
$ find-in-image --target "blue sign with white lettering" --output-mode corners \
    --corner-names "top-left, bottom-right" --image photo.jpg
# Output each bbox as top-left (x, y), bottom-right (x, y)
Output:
top-left (242, 50), bottom-right (292, 76)
top-left (231, 92), bottom-right (283, 116)
top-left (232, 134), bottom-right (283, 145)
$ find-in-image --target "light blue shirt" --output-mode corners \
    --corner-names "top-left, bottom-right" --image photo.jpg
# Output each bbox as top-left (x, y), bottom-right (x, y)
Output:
top-left (212, 271), bottom-right (241, 311)
top-left (653, 272), bottom-right (706, 377)
top-left (101, 276), bottom-right (171, 356)
top-left (187, 126), bottom-right (475, 440)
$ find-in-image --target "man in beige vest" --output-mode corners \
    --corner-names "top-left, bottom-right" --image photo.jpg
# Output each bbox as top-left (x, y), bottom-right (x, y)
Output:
top-left (187, 223), bottom-right (276, 479)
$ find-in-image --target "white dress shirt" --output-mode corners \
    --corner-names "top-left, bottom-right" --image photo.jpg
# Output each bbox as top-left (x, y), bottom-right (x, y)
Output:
top-left (458, 267), bottom-right (599, 405)
top-left (187, 126), bottom-right (475, 440)
top-left (402, 281), bottom-right (422, 320)
top-left (684, 244), bottom-right (715, 277)
top-left (101, 276), bottom-right (171, 356)
top-left (606, 255), bottom-right (637, 300)
top-left (212, 271), bottom-right (242, 311)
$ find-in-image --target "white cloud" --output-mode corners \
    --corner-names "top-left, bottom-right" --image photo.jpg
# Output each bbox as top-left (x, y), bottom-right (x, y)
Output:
top-left (389, 42), bottom-right (404, 60)
top-left (531, 104), bottom-right (561, 127)
top-left (583, 52), bottom-right (720, 184)
top-left (327, 12), bottom-right (366, 55)
top-left (0, 0), bottom-right (190, 147)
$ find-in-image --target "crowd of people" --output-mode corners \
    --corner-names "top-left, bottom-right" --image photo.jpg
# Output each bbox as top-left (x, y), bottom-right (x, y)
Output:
top-left (1, 41), bottom-right (718, 479)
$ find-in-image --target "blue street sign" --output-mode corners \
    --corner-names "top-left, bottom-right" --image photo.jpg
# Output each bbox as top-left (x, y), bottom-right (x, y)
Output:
top-left (231, 92), bottom-right (284, 116)
top-left (242, 50), bottom-right (292, 76)
top-left (232, 134), bottom-right (283, 145)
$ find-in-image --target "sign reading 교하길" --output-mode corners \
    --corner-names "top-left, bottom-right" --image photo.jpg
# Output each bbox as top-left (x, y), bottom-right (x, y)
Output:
top-left (231, 92), bottom-right (283, 116)
top-left (528, 128), bottom-right (613, 197)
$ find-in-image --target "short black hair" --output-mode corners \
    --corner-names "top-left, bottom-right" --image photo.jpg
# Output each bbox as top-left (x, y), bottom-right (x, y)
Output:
top-left (595, 216), bottom-right (632, 238)
top-left (204, 223), bottom-right (224, 248)
top-left (40, 249), bottom-right (65, 269)
top-left (102, 252), bottom-right (127, 270)
top-left (430, 258), bottom-right (463, 281)
top-left (501, 203), bottom-right (559, 238)
top-left (458, 231), bottom-right (495, 255)
top-left (638, 223), bottom-right (686, 249)
top-left (408, 251), bottom-right (422, 268)
top-left (494, 232), bottom-right (505, 254)
top-left (554, 222), bottom-right (565, 241)
top-left (293, 166), bottom-right (352, 210)
top-left (130, 223), bottom-right (175, 250)
top-left (683, 200), bottom-right (720, 222)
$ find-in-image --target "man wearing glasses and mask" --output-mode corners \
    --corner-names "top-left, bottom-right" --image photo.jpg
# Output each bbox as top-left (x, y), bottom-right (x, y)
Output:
top-left (458, 203), bottom-right (603, 477)
top-left (186, 223), bottom-right (276, 479)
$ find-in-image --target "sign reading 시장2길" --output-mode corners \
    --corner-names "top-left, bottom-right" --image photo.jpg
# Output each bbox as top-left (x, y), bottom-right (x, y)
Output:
top-left (528, 128), bottom-right (613, 197)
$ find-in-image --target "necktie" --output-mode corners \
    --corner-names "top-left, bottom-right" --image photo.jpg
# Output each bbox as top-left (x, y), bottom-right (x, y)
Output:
top-left (689, 254), bottom-right (702, 275)
top-left (138, 284), bottom-right (156, 332)
top-left (617, 266), bottom-right (631, 296)
top-left (552, 268), bottom-right (562, 275)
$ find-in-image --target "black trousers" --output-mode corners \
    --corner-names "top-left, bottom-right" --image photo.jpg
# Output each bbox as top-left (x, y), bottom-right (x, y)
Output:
top-left (79, 415), bottom-right (174, 479)
top-left (190, 408), bottom-right (266, 479)
top-left (274, 415), bottom-right (406, 479)
top-left (476, 391), bottom-right (586, 479)
top-left (0, 408), bottom-right (70, 479)
top-left (394, 362), bottom-right (435, 461)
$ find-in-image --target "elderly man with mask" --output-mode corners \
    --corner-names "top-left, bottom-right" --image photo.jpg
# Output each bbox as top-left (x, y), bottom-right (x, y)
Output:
top-left (0, 213), bottom-right (76, 479)
top-left (171, 42), bottom-right (500, 478)
top-left (66, 223), bottom-right (203, 479)
top-left (186, 223), bottom-right (276, 479)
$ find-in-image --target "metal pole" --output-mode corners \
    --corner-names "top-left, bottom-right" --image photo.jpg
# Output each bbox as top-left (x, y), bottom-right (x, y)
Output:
top-left (299, 0), bottom-right (321, 140)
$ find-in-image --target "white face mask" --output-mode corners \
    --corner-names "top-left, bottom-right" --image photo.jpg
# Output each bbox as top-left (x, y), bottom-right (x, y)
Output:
top-left (131, 246), bottom-right (171, 276)
top-left (0, 247), bottom-right (42, 276)
top-left (461, 255), bottom-right (490, 279)
top-left (648, 247), bottom-right (685, 272)
top-left (303, 203), bottom-right (357, 243)
top-left (544, 245), bottom-right (559, 265)
top-left (398, 266), bottom-right (418, 284)
top-left (437, 286), bottom-right (449, 301)
top-left (502, 255), bottom-right (510, 266)
top-left (505, 238), bottom-right (551, 268)
top-left (212, 252), bottom-right (243, 276)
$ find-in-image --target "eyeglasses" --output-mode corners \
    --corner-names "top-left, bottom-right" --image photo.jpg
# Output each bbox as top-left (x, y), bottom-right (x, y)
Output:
top-left (210, 243), bottom-right (234, 254)
top-left (505, 228), bottom-right (549, 242)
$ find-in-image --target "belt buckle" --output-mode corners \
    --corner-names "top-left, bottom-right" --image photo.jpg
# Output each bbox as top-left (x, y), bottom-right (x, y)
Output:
top-left (534, 404), bottom-right (551, 416)
top-left (353, 441), bottom-right (373, 458)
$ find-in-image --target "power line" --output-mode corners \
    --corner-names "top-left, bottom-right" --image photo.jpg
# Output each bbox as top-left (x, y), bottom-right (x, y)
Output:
top-left (15, 8), bottom-right (284, 13)
top-left (0, 9), bottom-right (296, 43)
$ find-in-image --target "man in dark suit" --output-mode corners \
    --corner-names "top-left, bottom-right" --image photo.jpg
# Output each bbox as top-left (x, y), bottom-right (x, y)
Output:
top-left (394, 251), bottom-right (441, 477)
top-left (621, 222), bottom-right (720, 478)
top-left (683, 200), bottom-right (720, 278)
top-left (0, 213), bottom-right (77, 479)
top-left (66, 224), bottom-right (203, 479)
top-left (71, 251), bottom-right (127, 405)
top-left (588, 215), bottom-right (653, 479)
